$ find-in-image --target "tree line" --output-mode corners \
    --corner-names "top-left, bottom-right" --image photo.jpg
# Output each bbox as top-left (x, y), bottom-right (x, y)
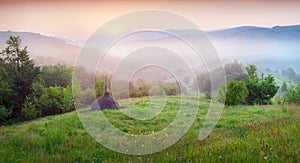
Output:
top-left (1, 36), bottom-right (299, 124)
top-left (0, 36), bottom-right (96, 124)
top-left (0, 36), bottom-right (182, 124)
top-left (218, 64), bottom-right (300, 106)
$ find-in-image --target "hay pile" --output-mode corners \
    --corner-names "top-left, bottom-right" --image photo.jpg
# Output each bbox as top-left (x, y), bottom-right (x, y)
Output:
top-left (91, 87), bottom-right (120, 111)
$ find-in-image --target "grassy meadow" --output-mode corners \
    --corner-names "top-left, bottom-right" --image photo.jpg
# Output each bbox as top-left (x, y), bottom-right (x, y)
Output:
top-left (0, 96), bottom-right (299, 162)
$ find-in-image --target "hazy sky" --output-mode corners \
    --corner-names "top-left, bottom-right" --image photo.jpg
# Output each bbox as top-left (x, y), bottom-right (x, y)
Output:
top-left (0, 0), bottom-right (299, 40)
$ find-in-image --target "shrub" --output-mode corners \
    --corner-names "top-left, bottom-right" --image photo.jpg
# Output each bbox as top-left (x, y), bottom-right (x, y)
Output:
top-left (284, 83), bottom-right (300, 105)
top-left (245, 65), bottom-right (279, 105)
top-left (61, 86), bottom-right (74, 112)
top-left (0, 105), bottom-right (11, 122)
top-left (273, 94), bottom-right (284, 105)
top-left (34, 86), bottom-right (74, 116)
top-left (217, 84), bottom-right (226, 103)
top-left (22, 96), bottom-right (39, 120)
top-left (225, 80), bottom-right (248, 106)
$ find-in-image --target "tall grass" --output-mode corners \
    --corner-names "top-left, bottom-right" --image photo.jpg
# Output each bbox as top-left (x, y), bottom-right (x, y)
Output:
top-left (0, 97), bottom-right (299, 162)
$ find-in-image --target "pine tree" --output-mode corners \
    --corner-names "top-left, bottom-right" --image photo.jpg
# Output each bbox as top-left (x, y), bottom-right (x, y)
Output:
top-left (0, 36), bottom-right (39, 119)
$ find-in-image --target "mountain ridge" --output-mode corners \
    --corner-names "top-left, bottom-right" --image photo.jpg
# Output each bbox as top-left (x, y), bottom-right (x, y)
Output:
top-left (0, 24), bottom-right (299, 73)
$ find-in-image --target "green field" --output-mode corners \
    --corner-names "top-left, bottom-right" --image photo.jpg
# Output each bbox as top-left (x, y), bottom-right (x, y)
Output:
top-left (0, 96), bottom-right (299, 162)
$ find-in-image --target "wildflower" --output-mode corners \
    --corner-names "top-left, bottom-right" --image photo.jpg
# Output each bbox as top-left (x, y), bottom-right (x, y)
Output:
top-left (151, 130), bottom-right (155, 135)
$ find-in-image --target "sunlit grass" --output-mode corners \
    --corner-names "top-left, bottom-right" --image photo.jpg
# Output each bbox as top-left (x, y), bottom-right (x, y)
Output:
top-left (0, 96), bottom-right (299, 162)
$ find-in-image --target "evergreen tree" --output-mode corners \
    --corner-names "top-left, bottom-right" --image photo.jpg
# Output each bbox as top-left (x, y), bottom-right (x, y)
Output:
top-left (0, 36), bottom-right (39, 119)
top-left (245, 65), bottom-right (278, 105)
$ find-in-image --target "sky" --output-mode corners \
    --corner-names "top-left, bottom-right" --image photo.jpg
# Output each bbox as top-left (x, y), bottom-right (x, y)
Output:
top-left (0, 0), bottom-right (299, 40)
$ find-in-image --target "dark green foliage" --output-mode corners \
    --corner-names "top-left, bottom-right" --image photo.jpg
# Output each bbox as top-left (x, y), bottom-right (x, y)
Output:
top-left (259, 74), bottom-right (279, 104)
top-left (224, 80), bottom-right (248, 106)
top-left (284, 82), bottom-right (300, 105)
top-left (219, 65), bottom-right (279, 106)
top-left (22, 96), bottom-right (38, 120)
top-left (33, 85), bottom-right (74, 116)
top-left (0, 36), bottom-right (98, 123)
top-left (246, 64), bottom-right (258, 80)
top-left (245, 65), bottom-right (279, 105)
top-left (39, 64), bottom-right (72, 87)
top-left (0, 105), bottom-right (11, 121)
top-left (0, 36), bottom-right (39, 119)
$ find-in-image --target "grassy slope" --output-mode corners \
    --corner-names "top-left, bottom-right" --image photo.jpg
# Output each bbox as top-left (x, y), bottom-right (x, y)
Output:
top-left (0, 97), bottom-right (299, 162)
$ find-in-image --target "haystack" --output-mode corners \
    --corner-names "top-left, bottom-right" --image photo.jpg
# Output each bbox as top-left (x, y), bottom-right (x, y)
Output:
top-left (91, 86), bottom-right (120, 111)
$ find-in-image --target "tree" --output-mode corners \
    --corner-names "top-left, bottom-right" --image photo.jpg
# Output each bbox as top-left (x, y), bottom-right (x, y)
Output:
top-left (224, 61), bottom-right (243, 75)
top-left (246, 65), bottom-right (258, 80)
top-left (259, 74), bottom-right (279, 104)
top-left (39, 64), bottom-right (72, 87)
top-left (281, 82), bottom-right (287, 93)
top-left (0, 59), bottom-right (13, 121)
top-left (245, 65), bottom-right (278, 105)
top-left (224, 80), bottom-right (248, 106)
top-left (0, 36), bottom-right (39, 119)
top-left (284, 83), bottom-right (300, 105)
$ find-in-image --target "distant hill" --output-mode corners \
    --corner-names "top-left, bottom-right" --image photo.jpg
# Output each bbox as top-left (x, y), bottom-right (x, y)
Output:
top-left (208, 25), bottom-right (300, 41)
top-left (1, 25), bottom-right (299, 80)
top-left (0, 31), bottom-right (123, 72)
top-left (207, 25), bottom-right (300, 73)
top-left (168, 25), bottom-right (300, 73)
top-left (0, 31), bottom-right (80, 65)
top-left (72, 25), bottom-right (300, 73)
top-left (0, 31), bottom-right (173, 82)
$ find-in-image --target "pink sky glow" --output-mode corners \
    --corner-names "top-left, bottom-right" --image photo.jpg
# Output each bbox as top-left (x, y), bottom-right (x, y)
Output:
top-left (0, 0), bottom-right (299, 40)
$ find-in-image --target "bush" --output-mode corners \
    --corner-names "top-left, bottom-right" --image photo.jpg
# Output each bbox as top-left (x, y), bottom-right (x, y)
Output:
top-left (284, 83), bottom-right (300, 105)
top-left (225, 80), bottom-right (248, 106)
top-left (217, 84), bottom-right (226, 103)
top-left (22, 96), bottom-right (39, 120)
top-left (273, 94), bottom-right (284, 105)
top-left (61, 86), bottom-right (74, 112)
top-left (0, 105), bottom-right (11, 122)
top-left (245, 65), bottom-right (279, 105)
top-left (39, 64), bottom-right (72, 87)
top-left (36, 86), bottom-right (63, 116)
top-left (80, 89), bottom-right (96, 107)
top-left (34, 86), bottom-right (75, 116)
